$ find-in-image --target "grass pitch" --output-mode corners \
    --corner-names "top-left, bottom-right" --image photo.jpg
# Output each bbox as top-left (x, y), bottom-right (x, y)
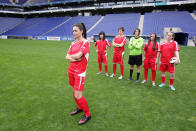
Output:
top-left (0, 39), bottom-right (195, 131)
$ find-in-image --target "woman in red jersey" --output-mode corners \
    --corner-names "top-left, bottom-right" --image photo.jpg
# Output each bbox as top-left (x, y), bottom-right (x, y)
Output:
top-left (94, 31), bottom-right (111, 76)
top-left (158, 32), bottom-right (180, 91)
top-left (65, 23), bottom-right (91, 125)
top-left (110, 27), bottom-right (126, 79)
top-left (141, 33), bottom-right (159, 86)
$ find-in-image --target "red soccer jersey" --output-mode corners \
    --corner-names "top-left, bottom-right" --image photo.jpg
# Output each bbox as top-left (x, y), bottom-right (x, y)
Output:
top-left (114, 35), bottom-right (126, 53)
top-left (159, 41), bottom-right (180, 64)
top-left (94, 39), bottom-right (111, 55)
top-left (67, 39), bottom-right (90, 77)
top-left (144, 42), bottom-right (159, 59)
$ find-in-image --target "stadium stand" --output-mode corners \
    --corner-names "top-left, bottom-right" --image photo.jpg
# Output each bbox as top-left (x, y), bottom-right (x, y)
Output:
top-left (88, 13), bottom-right (140, 36)
top-left (0, 17), bottom-right (24, 34)
top-left (2, 17), bottom-right (70, 36)
top-left (18, 0), bottom-right (28, 4)
top-left (45, 15), bottom-right (101, 37)
top-left (0, 0), bottom-right (12, 4)
top-left (194, 10), bottom-right (196, 15)
top-left (143, 11), bottom-right (196, 38)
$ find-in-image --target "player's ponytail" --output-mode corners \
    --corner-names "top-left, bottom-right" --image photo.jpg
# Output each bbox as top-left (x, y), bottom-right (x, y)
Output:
top-left (81, 23), bottom-right (87, 39)
top-left (73, 23), bottom-right (87, 39)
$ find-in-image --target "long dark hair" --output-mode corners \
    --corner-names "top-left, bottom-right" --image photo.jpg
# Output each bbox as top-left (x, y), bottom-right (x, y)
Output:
top-left (146, 33), bottom-right (157, 51)
top-left (133, 28), bottom-right (141, 36)
top-left (73, 22), bottom-right (87, 39)
top-left (118, 27), bottom-right (124, 32)
top-left (99, 31), bottom-right (105, 41)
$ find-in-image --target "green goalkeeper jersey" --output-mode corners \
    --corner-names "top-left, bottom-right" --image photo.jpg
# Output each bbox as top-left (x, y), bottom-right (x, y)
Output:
top-left (128, 37), bottom-right (144, 55)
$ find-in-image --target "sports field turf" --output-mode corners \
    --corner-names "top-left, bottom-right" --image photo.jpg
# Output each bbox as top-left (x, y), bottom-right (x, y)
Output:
top-left (0, 39), bottom-right (195, 131)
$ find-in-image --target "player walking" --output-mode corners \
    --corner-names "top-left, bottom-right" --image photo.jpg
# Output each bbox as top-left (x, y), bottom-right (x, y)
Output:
top-left (65, 23), bottom-right (91, 125)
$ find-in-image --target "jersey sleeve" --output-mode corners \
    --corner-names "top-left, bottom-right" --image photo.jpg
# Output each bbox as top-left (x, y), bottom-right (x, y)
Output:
top-left (106, 39), bottom-right (111, 47)
top-left (143, 43), bottom-right (147, 51)
top-left (174, 41), bottom-right (180, 52)
top-left (67, 43), bottom-right (72, 55)
top-left (122, 36), bottom-right (126, 45)
top-left (80, 41), bottom-right (90, 55)
top-left (94, 41), bottom-right (98, 47)
top-left (156, 42), bottom-right (160, 52)
top-left (113, 36), bottom-right (117, 43)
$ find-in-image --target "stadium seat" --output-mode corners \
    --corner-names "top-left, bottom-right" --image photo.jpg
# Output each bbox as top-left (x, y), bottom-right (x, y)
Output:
top-left (143, 11), bottom-right (196, 38)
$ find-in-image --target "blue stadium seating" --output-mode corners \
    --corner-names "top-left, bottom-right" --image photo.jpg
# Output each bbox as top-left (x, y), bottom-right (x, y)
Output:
top-left (0, 17), bottom-right (24, 34)
top-left (18, 0), bottom-right (28, 4)
top-left (88, 13), bottom-right (140, 36)
top-left (45, 15), bottom-right (101, 37)
top-left (194, 10), bottom-right (196, 15)
top-left (0, 0), bottom-right (12, 4)
top-left (2, 17), bottom-right (70, 36)
top-left (143, 11), bottom-right (196, 38)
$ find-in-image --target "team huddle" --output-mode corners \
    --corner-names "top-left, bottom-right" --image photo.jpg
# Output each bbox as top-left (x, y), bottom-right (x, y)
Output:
top-left (66, 23), bottom-right (180, 125)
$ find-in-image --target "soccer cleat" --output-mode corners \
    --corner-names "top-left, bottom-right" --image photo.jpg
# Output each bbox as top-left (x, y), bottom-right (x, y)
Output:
top-left (78, 115), bottom-right (91, 125)
top-left (118, 75), bottom-right (123, 79)
top-left (97, 72), bottom-right (102, 75)
top-left (127, 77), bottom-right (132, 80)
top-left (110, 74), bottom-right (115, 77)
top-left (70, 108), bottom-right (83, 116)
top-left (170, 85), bottom-right (175, 91)
top-left (152, 82), bottom-right (156, 86)
top-left (159, 83), bottom-right (165, 87)
top-left (141, 80), bottom-right (147, 84)
top-left (105, 73), bottom-right (109, 77)
top-left (136, 80), bottom-right (140, 83)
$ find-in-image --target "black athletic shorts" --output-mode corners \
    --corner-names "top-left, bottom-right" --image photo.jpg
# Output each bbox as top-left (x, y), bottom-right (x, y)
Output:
top-left (128, 55), bottom-right (142, 66)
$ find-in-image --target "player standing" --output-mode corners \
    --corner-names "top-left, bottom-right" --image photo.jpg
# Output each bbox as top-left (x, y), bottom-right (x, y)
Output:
top-left (141, 33), bottom-right (159, 86)
top-left (94, 31), bottom-right (111, 76)
top-left (127, 28), bottom-right (144, 82)
top-left (158, 32), bottom-right (180, 91)
top-left (110, 27), bottom-right (126, 79)
top-left (65, 23), bottom-right (91, 125)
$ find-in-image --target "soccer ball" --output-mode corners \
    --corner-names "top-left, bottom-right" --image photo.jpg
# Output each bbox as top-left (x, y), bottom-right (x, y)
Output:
top-left (170, 57), bottom-right (177, 64)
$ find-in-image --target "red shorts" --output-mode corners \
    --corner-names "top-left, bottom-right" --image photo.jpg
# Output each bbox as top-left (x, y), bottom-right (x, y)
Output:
top-left (68, 71), bottom-right (85, 91)
top-left (144, 59), bottom-right (157, 71)
top-left (112, 51), bottom-right (124, 64)
top-left (98, 53), bottom-right (108, 64)
top-left (159, 63), bottom-right (175, 73)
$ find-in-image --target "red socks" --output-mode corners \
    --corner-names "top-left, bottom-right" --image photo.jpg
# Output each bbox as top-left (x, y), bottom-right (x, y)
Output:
top-left (99, 63), bottom-right (102, 72)
top-left (161, 76), bottom-right (166, 84)
top-left (105, 65), bottom-right (108, 73)
top-left (73, 93), bottom-right (82, 110)
top-left (152, 70), bottom-right (156, 82)
top-left (144, 69), bottom-right (148, 81)
top-left (77, 96), bottom-right (90, 117)
top-left (120, 65), bottom-right (124, 76)
top-left (170, 78), bottom-right (174, 85)
top-left (113, 64), bottom-right (117, 75)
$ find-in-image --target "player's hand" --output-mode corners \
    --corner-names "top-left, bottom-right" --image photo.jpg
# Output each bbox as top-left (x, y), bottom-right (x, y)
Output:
top-left (159, 61), bottom-right (161, 65)
top-left (96, 50), bottom-right (98, 53)
top-left (142, 57), bottom-right (145, 62)
top-left (155, 58), bottom-right (158, 64)
top-left (175, 58), bottom-right (180, 65)
top-left (104, 50), bottom-right (107, 53)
